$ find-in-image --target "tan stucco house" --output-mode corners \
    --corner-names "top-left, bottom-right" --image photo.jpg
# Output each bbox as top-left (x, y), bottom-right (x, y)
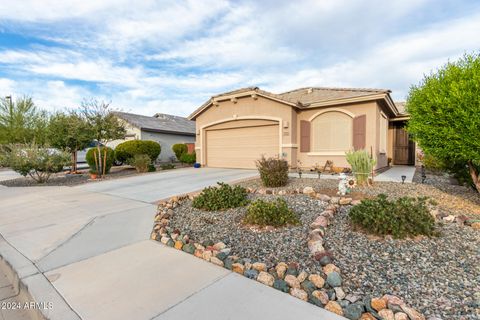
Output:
top-left (188, 87), bottom-right (414, 170)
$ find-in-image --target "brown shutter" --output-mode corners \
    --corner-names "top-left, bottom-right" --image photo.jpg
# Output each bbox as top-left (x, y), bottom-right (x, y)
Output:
top-left (353, 115), bottom-right (366, 150)
top-left (300, 120), bottom-right (310, 152)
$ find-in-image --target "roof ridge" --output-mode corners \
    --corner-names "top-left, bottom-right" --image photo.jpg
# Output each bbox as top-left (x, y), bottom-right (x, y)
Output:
top-left (279, 86), bottom-right (390, 95)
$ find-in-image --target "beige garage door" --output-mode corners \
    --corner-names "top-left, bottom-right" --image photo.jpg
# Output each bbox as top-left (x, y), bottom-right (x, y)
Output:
top-left (206, 123), bottom-right (279, 169)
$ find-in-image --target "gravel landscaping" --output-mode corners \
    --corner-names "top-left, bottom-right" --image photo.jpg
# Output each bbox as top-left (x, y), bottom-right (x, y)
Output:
top-left (325, 206), bottom-right (480, 319)
top-left (155, 173), bottom-right (480, 319)
top-left (167, 194), bottom-right (328, 273)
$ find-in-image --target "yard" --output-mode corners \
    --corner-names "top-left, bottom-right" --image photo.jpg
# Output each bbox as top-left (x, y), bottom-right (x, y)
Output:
top-left (152, 167), bottom-right (480, 320)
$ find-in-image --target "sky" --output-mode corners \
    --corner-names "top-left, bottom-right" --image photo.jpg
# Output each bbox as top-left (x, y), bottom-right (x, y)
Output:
top-left (0, 0), bottom-right (479, 117)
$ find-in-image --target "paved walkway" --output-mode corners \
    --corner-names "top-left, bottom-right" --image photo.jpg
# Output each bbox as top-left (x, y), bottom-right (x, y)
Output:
top-left (375, 165), bottom-right (416, 183)
top-left (0, 168), bottom-right (344, 320)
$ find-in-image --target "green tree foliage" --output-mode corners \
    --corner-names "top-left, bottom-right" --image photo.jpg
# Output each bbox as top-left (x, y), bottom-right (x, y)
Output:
top-left (0, 97), bottom-right (49, 145)
top-left (0, 143), bottom-right (70, 183)
top-left (47, 112), bottom-right (93, 172)
top-left (172, 143), bottom-right (187, 160)
top-left (407, 53), bottom-right (480, 191)
top-left (115, 140), bottom-right (161, 163)
top-left (81, 100), bottom-right (125, 177)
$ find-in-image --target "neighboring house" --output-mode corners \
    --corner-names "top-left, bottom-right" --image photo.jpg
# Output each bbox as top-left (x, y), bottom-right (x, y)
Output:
top-left (188, 87), bottom-right (415, 170)
top-left (110, 111), bottom-right (195, 162)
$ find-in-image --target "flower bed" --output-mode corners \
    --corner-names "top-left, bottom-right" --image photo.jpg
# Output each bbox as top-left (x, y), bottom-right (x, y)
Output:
top-left (149, 185), bottom-right (460, 319)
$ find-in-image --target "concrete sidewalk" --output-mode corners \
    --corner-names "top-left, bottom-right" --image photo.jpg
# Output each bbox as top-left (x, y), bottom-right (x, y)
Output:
top-left (0, 168), bottom-right (344, 320)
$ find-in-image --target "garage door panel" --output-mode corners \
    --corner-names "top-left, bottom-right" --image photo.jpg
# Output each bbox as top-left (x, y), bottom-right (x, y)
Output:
top-left (206, 124), bottom-right (279, 169)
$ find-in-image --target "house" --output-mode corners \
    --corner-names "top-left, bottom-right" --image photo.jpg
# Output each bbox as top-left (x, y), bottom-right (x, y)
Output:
top-left (111, 111), bottom-right (195, 161)
top-left (188, 87), bottom-right (415, 170)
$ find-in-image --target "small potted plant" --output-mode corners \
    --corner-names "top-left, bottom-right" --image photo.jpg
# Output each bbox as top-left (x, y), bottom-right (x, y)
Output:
top-left (89, 169), bottom-right (98, 180)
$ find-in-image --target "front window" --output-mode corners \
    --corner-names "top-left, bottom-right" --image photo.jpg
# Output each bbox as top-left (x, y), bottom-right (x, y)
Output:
top-left (311, 111), bottom-right (352, 152)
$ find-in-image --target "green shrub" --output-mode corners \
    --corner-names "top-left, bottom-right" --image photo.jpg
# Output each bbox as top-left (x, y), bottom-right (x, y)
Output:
top-left (256, 156), bottom-right (289, 187)
top-left (422, 153), bottom-right (445, 172)
top-left (192, 182), bottom-right (249, 211)
top-left (179, 152), bottom-right (196, 164)
top-left (244, 198), bottom-right (299, 227)
top-left (115, 140), bottom-right (161, 163)
top-left (161, 163), bottom-right (175, 170)
top-left (0, 143), bottom-right (70, 183)
top-left (172, 143), bottom-right (188, 160)
top-left (348, 194), bottom-right (436, 238)
top-left (148, 164), bottom-right (156, 172)
top-left (128, 154), bottom-right (151, 173)
top-left (86, 147), bottom-right (115, 174)
top-left (345, 150), bottom-right (376, 185)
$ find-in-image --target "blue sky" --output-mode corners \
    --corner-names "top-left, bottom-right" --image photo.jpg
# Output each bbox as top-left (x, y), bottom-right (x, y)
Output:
top-left (0, 0), bottom-right (479, 117)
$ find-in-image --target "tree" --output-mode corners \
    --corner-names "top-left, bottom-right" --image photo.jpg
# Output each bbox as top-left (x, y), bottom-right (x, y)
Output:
top-left (407, 53), bottom-right (480, 192)
top-left (81, 100), bottom-right (125, 177)
top-left (0, 96), bottom-right (49, 145)
top-left (47, 112), bottom-right (93, 173)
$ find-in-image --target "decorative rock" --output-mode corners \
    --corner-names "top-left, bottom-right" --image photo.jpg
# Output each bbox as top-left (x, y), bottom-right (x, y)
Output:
top-left (244, 269), bottom-right (258, 279)
top-left (472, 222), bottom-right (480, 230)
top-left (343, 303), bottom-right (364, 320)
top-left (378, 309), bottom-right (394, 320)
top-left (371, 297), bottom-right (387, 311)
top-left (257, 271), bottom-right (274, 286)
top-left (276, 263), bottom-right (288, 278)
top-left (285, 264), bottom-right (299, 277)
top-left (215, 251), bottom-right (228, 261)
top-left (252, 262), bottom-right (267, 272)
top-left (194, 249), bottom-right (204, 258)
top-left (325, 301), bottom-right (344, 316)
top-left (308, 274), bottom-right (325, 288)
top-left (345, 294), bottom-right (361, 303)
top-left (213, 242), bottom-right (226, 250)
top-left (382, 294), bottom-right (405, 307)
top-left (174, 240), bottom-right (183, 250)
top-left (326, 271), bottom-right (342, 287)
top-left (359, 313), bottom-right (376, 320)
top-left (394, 313), bottom-right (409, 320)
top-left (284, 274), bottom-right (301, 288)
top-left (202, 250), bottom-right (212, 261)
top-left (315, 252), bottom-right (333, 266)
top-left (223, 257), bottom-right (234, 270)
top-left (160, 236), bottom-right (171, 244)
top-left (339, 197), bottom-right (352, 205)
top-left (442, 215), bottom-right (456, 222)
top-left (351, 199), bottom-right (362, 206)
top-left (323, 263), bottom-right (341, 274)
top-left (290, 288), bottom-right (308, 301)
top-left (300, 280), bottom-right (316, 294)
top-left (303, 186), bottom-right (315, 195)
top-left (330, 197), bottom-right (340, 204)
top-left (166, 239), bottom-right (174, 247)
top-left (297, 271), bottom-right (308, 283)
top-left (312, 216), bottom-right (329, 228)
top-left (273, 279), bottom-right (289, 293)
top-left (334, 286), bottom-right (346, 300)
top-left (182, 243), bottom-right (195, 254)
top-left (316, 194), bottom-right (331, 202)
top-left (210, 256), bottom-right (224, 267)
top-left (232, 263), bottom-right (245, 274)
top-left (400, 305), bottom-right (425, 320)
top-left (312, 290), bottom-right (329, 305)
top-left (202, 239), bottom-right (214, 247)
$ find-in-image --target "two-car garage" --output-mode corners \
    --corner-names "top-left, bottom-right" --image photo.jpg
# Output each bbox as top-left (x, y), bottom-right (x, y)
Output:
top-left (204, 119), bottom-right (280, 169)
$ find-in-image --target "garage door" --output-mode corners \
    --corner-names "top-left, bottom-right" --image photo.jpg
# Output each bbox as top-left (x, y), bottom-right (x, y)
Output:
top-left (206, 123), bottom-right (279, 169)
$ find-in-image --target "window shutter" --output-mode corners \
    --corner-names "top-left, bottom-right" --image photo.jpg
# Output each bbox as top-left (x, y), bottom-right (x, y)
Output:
top-left (353, 115), bottom-right (366, 150)
top-left (300, 120), bottom-right (310, 152)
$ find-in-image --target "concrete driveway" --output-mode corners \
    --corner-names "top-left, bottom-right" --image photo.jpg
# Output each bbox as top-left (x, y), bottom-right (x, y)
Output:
top-left (75, 167), bottom-right (258, 202)
top-left (0, 168), bottom-right (344, 320)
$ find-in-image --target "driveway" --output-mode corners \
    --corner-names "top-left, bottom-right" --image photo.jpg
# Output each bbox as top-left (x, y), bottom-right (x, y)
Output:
top-left (75, 167), bottom-right (258, 202)
top-left (0, 168), bottom-right (344, 320)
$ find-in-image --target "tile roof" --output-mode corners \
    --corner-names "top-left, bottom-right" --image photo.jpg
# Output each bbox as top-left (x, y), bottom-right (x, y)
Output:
top-left (395, 101), bottom-right (407, 114)
top-left (275, 87), bottom-right (391, 107)
top-left (113, 111), bottom-right (195, 136)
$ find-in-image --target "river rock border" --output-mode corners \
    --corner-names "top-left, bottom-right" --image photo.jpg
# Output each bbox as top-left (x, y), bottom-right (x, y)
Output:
top-left (151, 186), bottom-right (453, 320)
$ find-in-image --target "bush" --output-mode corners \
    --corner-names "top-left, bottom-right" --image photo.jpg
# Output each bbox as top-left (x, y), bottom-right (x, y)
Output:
top-left (148, 164), bottom-right (156, 172)
top-left (161, 163), bottom-right (175, 170)
top-left (115, 140), bottom-right (161, 164)
top-left (192, 182), bottom-right (249, 211)
top-left (348, 194), bottom-right (436, 238)
top-left (129, 154), bottom-right (151, 173)
top-left (244, 198), bottom-right (299, 227)
top-left (179, 152), bottom-right (196, 164)
top-left (86, 147), bottom-right (115, 174)
top-left (256, 156), bottom-right (289, 187)
top-left (172, 143), bottom-right (188, 160)
top-left (0, 143), bottom-right (70, 183)
top-left (421, 153), bottom-right (445, 172)
top-left (345, 150), bottom-right (376, 185)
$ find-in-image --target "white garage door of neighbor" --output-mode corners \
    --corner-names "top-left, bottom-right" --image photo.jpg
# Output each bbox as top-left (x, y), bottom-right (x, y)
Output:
top-left (206, 124), bottom-right (279, 169)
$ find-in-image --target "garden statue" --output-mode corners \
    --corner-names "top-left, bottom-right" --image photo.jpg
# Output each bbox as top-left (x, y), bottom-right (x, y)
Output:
top-left (338, 173), bottom-right (348, 196)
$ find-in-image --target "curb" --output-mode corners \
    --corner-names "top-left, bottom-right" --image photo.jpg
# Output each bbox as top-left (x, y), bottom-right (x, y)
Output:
top-left (0, 235), bottom-right (81, 320)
